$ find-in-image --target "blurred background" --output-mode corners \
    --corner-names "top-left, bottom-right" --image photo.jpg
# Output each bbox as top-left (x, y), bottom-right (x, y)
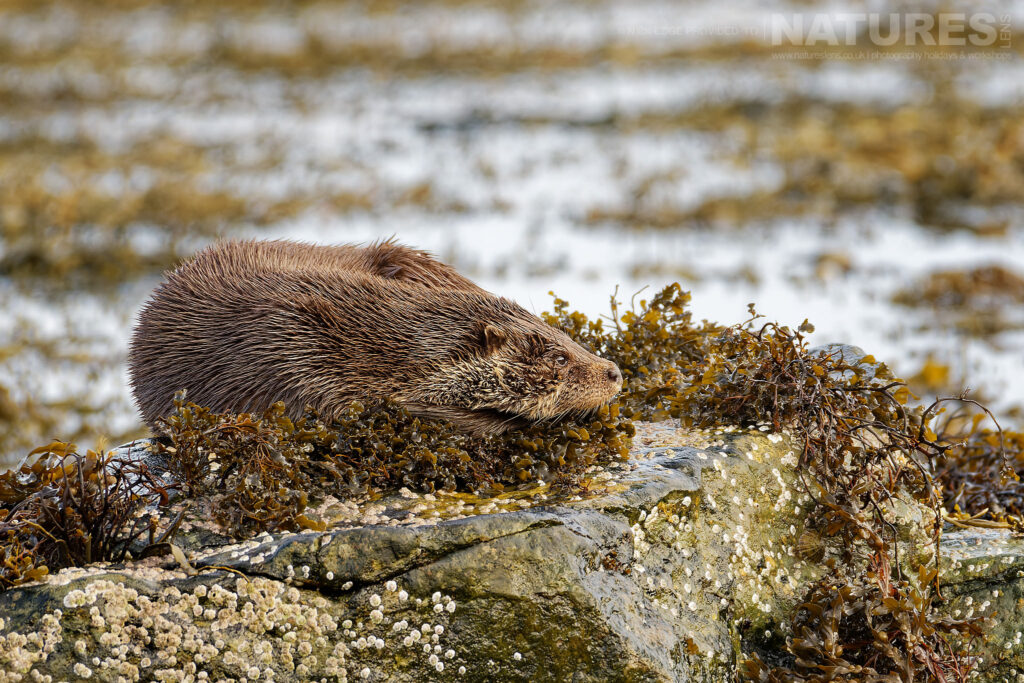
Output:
top-left (1, 0), bottom-right (1022, 469)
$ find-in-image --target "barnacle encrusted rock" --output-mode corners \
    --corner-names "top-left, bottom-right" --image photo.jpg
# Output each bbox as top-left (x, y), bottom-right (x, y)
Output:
top-left (0, 425), bottom-right (1016, 682)
top-left (937, 529), bottom-right (1024, 679)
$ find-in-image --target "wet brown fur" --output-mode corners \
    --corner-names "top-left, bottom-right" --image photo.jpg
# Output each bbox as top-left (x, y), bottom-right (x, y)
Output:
top-left (128, 239), bottom-right (623, 435)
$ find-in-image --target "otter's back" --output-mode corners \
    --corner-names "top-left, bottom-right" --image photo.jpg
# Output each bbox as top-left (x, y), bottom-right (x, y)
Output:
top-left (127, 239), bottom-right (488, 426)
top-left (183, 239), bottom-right (484, 292)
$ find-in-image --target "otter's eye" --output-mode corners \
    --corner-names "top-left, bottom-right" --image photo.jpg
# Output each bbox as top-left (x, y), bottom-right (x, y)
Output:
top-left (554, 354), bottom-right (567, 367)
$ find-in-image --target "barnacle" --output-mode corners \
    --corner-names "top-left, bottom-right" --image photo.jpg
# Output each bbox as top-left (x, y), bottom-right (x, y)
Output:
top-left (552, 287), bottom-right (1012, 679)
top-left (661, 308), bottom-right (998, 680)
top-left (2, 284), bottom-right (1020, 683)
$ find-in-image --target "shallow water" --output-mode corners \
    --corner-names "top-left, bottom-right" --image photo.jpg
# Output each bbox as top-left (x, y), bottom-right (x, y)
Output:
top-left (1, 0), bottom-right (1023, 468)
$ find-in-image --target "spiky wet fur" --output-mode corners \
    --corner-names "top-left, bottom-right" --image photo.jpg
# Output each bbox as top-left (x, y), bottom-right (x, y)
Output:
top-left (128, 239), bottom-right (623, 435)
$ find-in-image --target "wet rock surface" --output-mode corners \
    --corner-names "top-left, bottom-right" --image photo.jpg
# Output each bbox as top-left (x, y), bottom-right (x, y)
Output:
top-left (938, 529), bottom-right (1024, 680)
top-left (0, 425), bottom-right (1020, 682)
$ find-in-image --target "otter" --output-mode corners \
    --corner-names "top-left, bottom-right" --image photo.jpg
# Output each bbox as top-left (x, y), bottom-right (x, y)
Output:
top-left (128, 239), bottom-right (623, 435)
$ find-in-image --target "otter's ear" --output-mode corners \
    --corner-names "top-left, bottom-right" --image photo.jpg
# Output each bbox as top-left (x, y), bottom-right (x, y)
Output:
top-left (481, 325), bottom-right (507, 355)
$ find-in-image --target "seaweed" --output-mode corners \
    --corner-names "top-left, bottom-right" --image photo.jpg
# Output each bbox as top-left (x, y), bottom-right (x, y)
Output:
top-left (157, 390), bottom-right (632, 537)
top-left (0, 440), bottom-right (166, 589)
top-left (0, 284), bottom-right (1015, 683)
top-left (894, 265), bottom-right (1024, 311)
top-left (679, 316), bottom-right (987, 680)
top-left (0, 325), bottom-right (635, 577)
top-left (935, 417), bottom-right (1024, 531)
top-left (550, 293), bottom-right (995, 680)
top-left (543, 283), bottom-right (718, 421)
top-left (893, 265), bottom-right (1024, 339)
top-left (2, 2), bottom-right (1023, 467)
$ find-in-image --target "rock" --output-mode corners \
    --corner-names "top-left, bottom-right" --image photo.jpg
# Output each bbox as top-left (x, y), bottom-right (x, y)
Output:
top-left (937, 528), bottom-right (1024, 679)
top-left (0, 423), bottom-right (1017, 682)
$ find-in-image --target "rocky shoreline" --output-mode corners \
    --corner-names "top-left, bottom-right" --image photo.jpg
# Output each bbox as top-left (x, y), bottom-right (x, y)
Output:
top-left (2, 425), bottom-right (1020, 682)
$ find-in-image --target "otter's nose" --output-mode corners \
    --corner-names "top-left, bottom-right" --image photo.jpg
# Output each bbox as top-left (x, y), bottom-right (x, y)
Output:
top-left (606, 365), bottom-right (622, 384)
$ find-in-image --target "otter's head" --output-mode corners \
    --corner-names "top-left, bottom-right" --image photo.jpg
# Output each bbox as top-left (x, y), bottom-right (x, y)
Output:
top-left (397, 304), bottom-right (623, 435)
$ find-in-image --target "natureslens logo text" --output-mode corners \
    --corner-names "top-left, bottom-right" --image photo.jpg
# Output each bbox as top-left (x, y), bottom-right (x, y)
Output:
top-left (768, 13), bottom-right (1011, 48)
